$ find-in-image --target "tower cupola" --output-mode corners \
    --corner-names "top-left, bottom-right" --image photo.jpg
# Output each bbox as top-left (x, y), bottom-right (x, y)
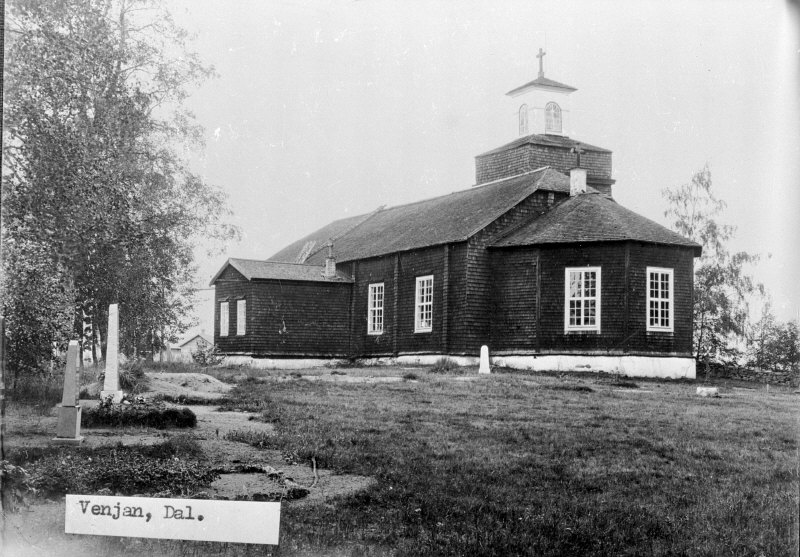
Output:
top-left (507, 48), bottom-right (577, 138)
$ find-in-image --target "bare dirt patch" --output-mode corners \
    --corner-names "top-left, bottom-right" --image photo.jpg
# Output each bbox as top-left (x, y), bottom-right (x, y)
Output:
top-left (5, 371), bottom-right (375, 555)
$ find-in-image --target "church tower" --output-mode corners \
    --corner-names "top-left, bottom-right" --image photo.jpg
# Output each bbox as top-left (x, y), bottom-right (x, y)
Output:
top-left (474, 50), bottom-right (615, 196)
top-left (507, 48), bottom-right (577, 138)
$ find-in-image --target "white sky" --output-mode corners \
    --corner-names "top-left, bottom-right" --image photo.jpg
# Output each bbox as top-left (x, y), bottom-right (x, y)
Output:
top-left (167, 0), bottom-right (799, 333)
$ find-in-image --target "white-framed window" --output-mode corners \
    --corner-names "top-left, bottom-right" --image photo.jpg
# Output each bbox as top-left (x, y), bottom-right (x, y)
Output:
top-left (545, 102), bottom-right (562, 133)
top-left (219, 301), bottom-right (229, 337)
top-left (367, 283), bottom-right (384, 335)
top-left (647, 267), bottom-right (674, 332)
top-left (236, 299), bottom-right (246, 336)
top-left (564, 267), bottom-right (601, 332)
top-left (414, 275), bottom-right (434, 333)
top-left (519, 104), bottom-right (529, 136)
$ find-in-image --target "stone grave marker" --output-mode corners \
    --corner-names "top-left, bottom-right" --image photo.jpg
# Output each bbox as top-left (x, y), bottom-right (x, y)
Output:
top-left (479, 345), bottom-right (491, 374)
top-left (101, 303), bottom-right (124, 403)
top-left (53, 340), bottom-right (84, 444)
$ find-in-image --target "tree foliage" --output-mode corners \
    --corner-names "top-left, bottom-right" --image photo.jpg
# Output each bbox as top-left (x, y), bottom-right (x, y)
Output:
top-left (2, 0), bottom-right (238, 373)
top-left (745, 299), bottom-right (799, 373)
top-left (662, 165), bottom-right (760, 363)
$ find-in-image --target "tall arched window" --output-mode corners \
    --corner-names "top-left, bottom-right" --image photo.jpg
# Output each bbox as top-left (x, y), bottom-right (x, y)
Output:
top-left (545, 102), bottom-right (562, 133)
top-left (519, 104), bottom-right (529, 136)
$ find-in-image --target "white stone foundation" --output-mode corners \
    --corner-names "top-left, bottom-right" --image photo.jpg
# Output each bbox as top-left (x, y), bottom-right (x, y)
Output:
top-left (492, 354), bottom-right (696, 379)
top-left (220, 353), bottom-right (695, 379)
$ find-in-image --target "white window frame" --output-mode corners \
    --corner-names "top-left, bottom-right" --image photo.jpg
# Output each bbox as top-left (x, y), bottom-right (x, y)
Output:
top-left (236, 299), bottom-right (246, 336)
top-left (219, 301), bottom-right (229, 337)
top-left (519, 104), bottom-right (529, 136)
top-left (414, 275), bottom-right (434, 333)
top-left (367, 282), bottom-right (384, 335)
top-left (646, 267), bottom-right (674, 333)
top-left (545, 102), bottom-right (562, 134)
top-left (564, 267), bottom-right (601, 332)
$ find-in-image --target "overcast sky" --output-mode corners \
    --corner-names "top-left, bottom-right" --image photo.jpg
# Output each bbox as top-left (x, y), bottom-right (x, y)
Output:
top-left (167, 0), bottom-right (799, 333)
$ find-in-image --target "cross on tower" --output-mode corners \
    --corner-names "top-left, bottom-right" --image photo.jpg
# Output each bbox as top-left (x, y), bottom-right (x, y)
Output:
top-left (536, 47), bottom-right (546, 78)
top-left (570, 144), bottom-right (585, 167)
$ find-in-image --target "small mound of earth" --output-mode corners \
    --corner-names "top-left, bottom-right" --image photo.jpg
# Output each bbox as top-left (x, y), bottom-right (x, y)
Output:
top-left (144, 372), bottom-right (233, 400)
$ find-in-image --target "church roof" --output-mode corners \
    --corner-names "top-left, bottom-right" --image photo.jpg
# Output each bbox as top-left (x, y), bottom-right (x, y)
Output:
top-left (210, 258), bottom-right (353, 285)
top-left (506, 76), bottom-right (578, 96)
top-left (477, 133), bottom-right (611, 158)
top-left (268, 168), bottom-right (571, 265)
top-left (490, 192), bottom-right (702, 255)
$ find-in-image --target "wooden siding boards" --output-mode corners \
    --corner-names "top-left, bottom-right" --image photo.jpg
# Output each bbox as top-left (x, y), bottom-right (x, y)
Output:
top-left (489, 241), bottom-right (695, 356)
top-left (215, 279), bottom-right (351, 357)
top-left (351, 256), bottom-right (396, 356)
top-left (394, 246), bottom-right (447, 354)
top-left (460, 191), bottom-right (566, 355)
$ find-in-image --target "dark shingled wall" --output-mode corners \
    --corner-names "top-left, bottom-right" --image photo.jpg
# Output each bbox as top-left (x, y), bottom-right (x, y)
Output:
top-left (214, 272), bottom-right (352, 357)
top-left (489, 241), bottom-right (695, 356)
top-left (475, 143), bottom-right (612, 189)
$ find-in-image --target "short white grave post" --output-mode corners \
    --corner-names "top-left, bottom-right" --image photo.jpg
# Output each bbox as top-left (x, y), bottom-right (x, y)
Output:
top-left (53, 341), bottom-right (84, 444)
top-left (479, 345), bottom-right (491, 374)
top-left (101, 303), bottom-right (124, 403)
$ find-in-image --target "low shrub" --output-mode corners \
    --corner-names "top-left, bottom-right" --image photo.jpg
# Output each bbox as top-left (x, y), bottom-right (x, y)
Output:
top-left (8, 373), bottom-right (63, 412)
top-left (610, 379), bottom-right (639, 389)
top-left (1, 460), bottom-right (37, 512)
top-left (429, 357), bottom-right (462, 374)
top-left (403, 372), bottom-right (419, 381)
top-left (225, 428), bottom-right (274, 449)
top-left (26, 444), bottom-right (218, 497)
top-left (83, 398), bottom-right (197, 429)
top-left (151, 393), bottom-right (220, 405)
top-left (191, 344), bottom-right (225, 367)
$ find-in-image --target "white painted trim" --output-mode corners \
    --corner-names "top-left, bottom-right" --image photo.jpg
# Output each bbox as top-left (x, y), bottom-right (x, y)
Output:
top-left (646, 267), bottom-right (674, 333)
top-left (367, 282), bottom-right (385, 335)
top-left (219, 302), bottom-right (229, 337)
top-left (236, 299), bottom-right (246, 336)
top-left (414, 275), bottom-right (434, 333)
top-left (564, 267), bottom-right (601, 333)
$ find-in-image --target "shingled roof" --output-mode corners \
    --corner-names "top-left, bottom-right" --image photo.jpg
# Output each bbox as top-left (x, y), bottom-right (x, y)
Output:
top-left (210, 258), bottom-right (353, 285)
top-left (269, 168), bottom-right (571, 265)
top-left (477, 133), bottom-right (611, 158)
top-left (490, 192), bottom-right (702, 255)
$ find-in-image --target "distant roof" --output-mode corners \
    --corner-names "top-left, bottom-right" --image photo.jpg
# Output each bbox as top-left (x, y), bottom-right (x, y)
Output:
top-left (477, 133), bottom-right (611, 158)
top-left (269, 168), bottom-right (572, 265)
top-left (210, 258), bottom-right (353, 285)
top-left (490, 192), bottom-right (702, 255)
top-left (506, 76), bottom-right (578, 96)
top-left (179, 333), bottom-right (212, 348)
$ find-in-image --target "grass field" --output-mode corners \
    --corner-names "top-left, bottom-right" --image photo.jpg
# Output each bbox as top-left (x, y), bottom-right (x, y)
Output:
top-left (205, 368), bottom-right (798, 556)
top-left (7, 364), bottom-right (798, 556)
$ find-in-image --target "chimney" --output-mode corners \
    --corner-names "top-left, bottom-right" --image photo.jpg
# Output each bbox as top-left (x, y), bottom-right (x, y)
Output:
top-left (323, 241), bottom-right (336, 278)
top-left (570, 168), bottom-right (587, 196)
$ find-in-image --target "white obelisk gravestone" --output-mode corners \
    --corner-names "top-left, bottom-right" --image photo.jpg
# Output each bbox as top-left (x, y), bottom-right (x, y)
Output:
top-left (53, 340), bottom-right (84, 444)
top-left (101, 303), bottom-right (123, 403)
top-left (479, 345), bottom-right (491, 374)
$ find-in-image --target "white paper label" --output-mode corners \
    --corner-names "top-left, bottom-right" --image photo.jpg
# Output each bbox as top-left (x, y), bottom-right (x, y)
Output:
top-left (65, 495), bottom-right (280, 544)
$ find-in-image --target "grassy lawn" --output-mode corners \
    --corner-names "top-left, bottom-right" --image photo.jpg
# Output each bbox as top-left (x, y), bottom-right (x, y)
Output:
top-left (222, 370), bottom-right (797, 556)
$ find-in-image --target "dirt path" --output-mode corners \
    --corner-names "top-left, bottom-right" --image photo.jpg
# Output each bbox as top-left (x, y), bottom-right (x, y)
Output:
top-left (4, 371), bottom-right (375, 556)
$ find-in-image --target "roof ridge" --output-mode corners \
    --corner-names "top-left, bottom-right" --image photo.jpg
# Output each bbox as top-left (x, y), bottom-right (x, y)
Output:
top-left (462, 168), bottom-right (554, 240)
top-left (231, 257), bottom-right (322, 267)
top-left (304, 205), bottom-right (387, 260)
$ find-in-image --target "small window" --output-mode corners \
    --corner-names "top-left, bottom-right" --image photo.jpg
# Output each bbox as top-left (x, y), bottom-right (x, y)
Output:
top-left (414, 275), bottom-right (434, 333)
top-left (219, 302), bottom-right (229, 337)
top-left (564, 267), bottom-right (601, 332)
top-left (368, 283), bottom-right (384, 335)
top-left (236, 299), bottom-right (246, 336)
top-left (647, 267), bottom-right (674, 332)
top-left (545, 102), bottom-right (562, 133)
top-left (519, 104), bottom-right (529, 136)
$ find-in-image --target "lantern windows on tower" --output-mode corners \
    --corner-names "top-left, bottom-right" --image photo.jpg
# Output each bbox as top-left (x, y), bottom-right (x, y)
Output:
top-left (545, 102), bottom-right (562, 134)
top-left (519, 104), bottom-right (529, 136)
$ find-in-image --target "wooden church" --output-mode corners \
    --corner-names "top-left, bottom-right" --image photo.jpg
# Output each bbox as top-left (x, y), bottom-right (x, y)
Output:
top-left (211, 53), bottom-right (701, 378)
